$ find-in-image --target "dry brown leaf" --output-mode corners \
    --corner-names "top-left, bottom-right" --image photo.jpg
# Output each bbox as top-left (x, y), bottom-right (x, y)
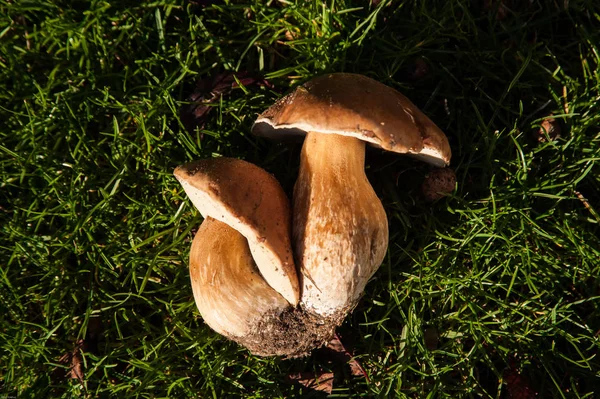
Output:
top-left (57, 339), bottom-right (86, 385)
top-left (179, 72), bottom-right (273, 134)
top-left (70, 350), bottom-right (84, 383)
top-left (324, 335), bottom-right (368, 380)
top-left (287, 371), bottom-right (334, 394)
top-left (284, 29), bottom-right (298, 41)
top-left (534, 116), bottom-right (561, 143)
top-left (70, 340), bottom-right (85, 384)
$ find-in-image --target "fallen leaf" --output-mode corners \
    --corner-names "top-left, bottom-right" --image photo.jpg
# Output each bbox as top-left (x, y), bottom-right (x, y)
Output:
top-left (70, 341), bottom-right (85, 383)
top-left (321, 334), bottom-right (368, 380)
top-left (58, 339), bottom-right (86, 386)
top-left (534, 116), bottom-right (561, 142)
top-left (284, 29), bottom-right (299, 41)
top-left (179, 72), bottom-right (273, 134)
top-left (287, 371), bottom-right (334, 394)
top-left (348, 356), bottom-right (367, 379)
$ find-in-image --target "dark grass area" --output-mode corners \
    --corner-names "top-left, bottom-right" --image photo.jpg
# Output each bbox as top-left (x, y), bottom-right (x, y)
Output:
top-left (1, 0), bottom-right (599, 397)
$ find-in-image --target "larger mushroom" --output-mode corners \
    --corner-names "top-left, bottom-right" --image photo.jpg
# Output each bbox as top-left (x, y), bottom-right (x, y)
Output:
top-left (252, 73), bottom-right (451, 318)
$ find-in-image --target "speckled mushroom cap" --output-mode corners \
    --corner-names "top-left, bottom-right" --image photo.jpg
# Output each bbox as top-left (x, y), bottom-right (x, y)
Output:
top-left (174, 158), bottom-right (300, 305)
top-left (252, 73), bottom-right (451, 167)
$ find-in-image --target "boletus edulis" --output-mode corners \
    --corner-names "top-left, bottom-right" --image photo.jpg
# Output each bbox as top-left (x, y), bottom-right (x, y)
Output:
top-left (252, 73), bottom-right (451, 318)
top-left (174, 158), bottom-right (337, 357)
top-left (174, 158), bottom-right (299, 305)
top-left (175, 73), bottom-right (452, 357)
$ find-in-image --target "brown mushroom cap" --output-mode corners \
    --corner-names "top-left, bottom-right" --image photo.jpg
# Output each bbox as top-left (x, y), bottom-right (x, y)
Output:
top-left (174, 158), bottom-right (300, 305)
top-left (252, 73), bottom-right (451, 167)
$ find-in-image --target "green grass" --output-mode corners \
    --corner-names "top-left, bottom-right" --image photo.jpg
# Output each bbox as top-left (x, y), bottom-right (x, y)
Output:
top-left (1, 0), bottom-right (600, 397)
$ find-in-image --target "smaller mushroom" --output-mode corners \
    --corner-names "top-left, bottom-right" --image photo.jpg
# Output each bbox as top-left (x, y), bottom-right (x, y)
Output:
top-left (175, 158), bottom-right (337, 357)
top-left (174, 158), bottom-right (299, 305)
top-left (189, 216), bottom-right (289, 341)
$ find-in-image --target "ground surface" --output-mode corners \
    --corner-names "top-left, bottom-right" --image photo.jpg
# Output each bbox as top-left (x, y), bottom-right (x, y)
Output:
top-left (1, 0), bottom-right (599, 397)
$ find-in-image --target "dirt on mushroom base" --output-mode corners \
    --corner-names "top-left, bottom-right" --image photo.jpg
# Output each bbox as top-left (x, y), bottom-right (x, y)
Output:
top-left (233, 305), bottom-right (348, 358)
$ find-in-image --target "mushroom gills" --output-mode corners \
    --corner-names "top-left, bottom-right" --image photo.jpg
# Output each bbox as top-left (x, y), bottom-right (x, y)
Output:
top-left (293, 132), bottom-right (389, 316)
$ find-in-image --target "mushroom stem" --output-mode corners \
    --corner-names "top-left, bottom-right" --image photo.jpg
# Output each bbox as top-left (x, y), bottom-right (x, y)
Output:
top-left (190, 216), bottom-right (289, 339)
top-left (293, 131), bottom-right (389, 316)
top-left (300, 131), bottom-right (367, 172)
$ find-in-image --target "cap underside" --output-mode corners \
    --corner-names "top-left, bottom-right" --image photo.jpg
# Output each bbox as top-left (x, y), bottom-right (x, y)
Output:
top-left (253, 120), bottom-right (448, 167)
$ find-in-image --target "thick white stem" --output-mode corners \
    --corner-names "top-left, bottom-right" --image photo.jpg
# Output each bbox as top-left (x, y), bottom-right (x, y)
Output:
top-left (293, 132), bottom-right (389, 316)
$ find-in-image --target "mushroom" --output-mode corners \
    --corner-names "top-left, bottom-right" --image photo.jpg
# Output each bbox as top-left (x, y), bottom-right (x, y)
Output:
top-left (175, 158), bottom-right (336, 356)
top-left (252, 73), bottom-right (451, 317)
top-left (174, 157), bottom-right (299, 305)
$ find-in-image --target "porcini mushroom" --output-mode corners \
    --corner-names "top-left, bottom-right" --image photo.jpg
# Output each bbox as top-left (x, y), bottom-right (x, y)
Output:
top-left (252, 73), bottom-right (451, 317)
top-left (176, 158), bottom-right (337, 356)
top-left (174, 157), bottom-right (299, 305)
